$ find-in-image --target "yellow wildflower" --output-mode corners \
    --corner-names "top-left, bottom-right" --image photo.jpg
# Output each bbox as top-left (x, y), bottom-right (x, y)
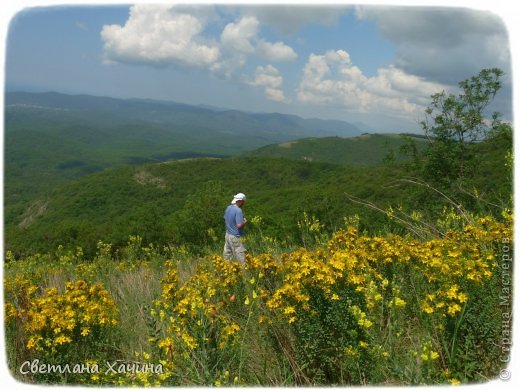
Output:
top-left (447, 303), bottom-right (462, 316)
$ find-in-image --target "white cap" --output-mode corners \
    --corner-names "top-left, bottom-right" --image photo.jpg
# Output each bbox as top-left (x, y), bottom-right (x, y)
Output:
top-left (231, 193), bottom-right (247, 204)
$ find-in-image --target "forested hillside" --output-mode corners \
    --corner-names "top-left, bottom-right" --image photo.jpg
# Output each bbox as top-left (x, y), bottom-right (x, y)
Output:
top-left (4, 69), bottom-right (513, 386)
top-left (5, 92), bottom-right (361, 207)
top-left (4, 157), bottom-right (413, 256)
top-left (5, 126), bottom-right (511, 258)
top-left (244, 133), bottom-right (428, 165)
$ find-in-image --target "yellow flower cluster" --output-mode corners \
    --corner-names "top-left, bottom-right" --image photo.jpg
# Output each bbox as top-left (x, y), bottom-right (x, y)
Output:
top-left (157, 212), bottom-right (507, 337)
top-left (421, 284), bottom-right (468, 317)
top-left (351, 305), bottom-right (374, 329)
top-left (145, 210), bottom-right (511, 385)
top-left (4, 274), bottom-right (40, 323)
top-left (245, 252), bottom-right (281, 276)
top-left (415, 215), bottom-right (510, 317)
top-left (265, 226), bottom-right (398, 321)
top-left (242, 212), bottom-right (513, 360)
top-left (415, 340), bottom-right (440, 362)
top-left (21, 280), bottom-right (118, 352)
top-left (266, 248), bottom-right (328, 320)
top-left (154, 255), bottom-right (244, 357)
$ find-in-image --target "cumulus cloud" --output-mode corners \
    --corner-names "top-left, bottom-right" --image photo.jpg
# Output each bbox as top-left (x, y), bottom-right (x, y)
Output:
top-left (221, 16), bottom-right (258, 54)
top-left (355, 6), bottom-right (511, 85)
top-left (101, 6), bottom-right (297, 84)
top-left (297, 49), bottom-right (447, 118)
top-left (257, 40), bottom-right (298, 62)
top-left (246, 65), bottom-right (290, 103)
top-left (101, 4), bottom-right (220, 69)
top-left (221, 16), bottom-right (297, 62)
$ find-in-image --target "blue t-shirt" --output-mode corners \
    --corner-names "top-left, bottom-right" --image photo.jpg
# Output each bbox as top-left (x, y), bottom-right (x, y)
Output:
top-left (224, 205), bottom-right (245, 237)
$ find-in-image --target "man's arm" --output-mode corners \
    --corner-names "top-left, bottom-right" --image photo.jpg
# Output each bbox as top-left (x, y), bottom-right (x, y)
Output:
top-left (237, 218), bottom-right (247, 229)
top-left (236, 209), bottom-right (247, 229)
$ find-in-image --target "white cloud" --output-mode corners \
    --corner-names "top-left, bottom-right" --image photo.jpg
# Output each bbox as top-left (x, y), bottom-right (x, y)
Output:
top-left (101, 4), bottom-right (220, 69)
top-left (221, 16), bottom-right (297, 63)
top-left (265, 87), bottom-right (289, 103)
top-left (257, 40), bottom-right (297, 62)
top-left (248, 64), bottom-right (282, 89)
top-left (221, 16), bottom-right (258, 54)
top-left (101, 7), bottom-right (297, 86)
top-left (297, 49), bottom-right (447, 118)
top-left (246, 65), bottom-right (290, 103)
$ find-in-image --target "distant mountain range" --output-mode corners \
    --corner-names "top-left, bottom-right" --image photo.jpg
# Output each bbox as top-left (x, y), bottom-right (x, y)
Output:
top-left (5, 91), bottom-right (362, 147)
top-left (4, 91), bottom-right (363, 206)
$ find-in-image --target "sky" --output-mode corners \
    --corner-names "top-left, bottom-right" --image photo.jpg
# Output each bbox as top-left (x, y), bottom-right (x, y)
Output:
top-left (1, 0), bottom-right (516, 133)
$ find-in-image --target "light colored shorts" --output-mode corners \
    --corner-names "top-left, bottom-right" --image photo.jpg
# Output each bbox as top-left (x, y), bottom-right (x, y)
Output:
top-left (223, 233), bottom-right (247, 264)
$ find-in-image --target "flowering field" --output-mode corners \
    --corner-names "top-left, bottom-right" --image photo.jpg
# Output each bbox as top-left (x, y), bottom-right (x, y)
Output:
top-left (4, 209), bottom-right (512, 386)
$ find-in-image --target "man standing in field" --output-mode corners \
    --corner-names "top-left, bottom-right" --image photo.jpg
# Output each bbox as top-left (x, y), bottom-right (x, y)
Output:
top-left (223, 193), bottom-right (248, 264)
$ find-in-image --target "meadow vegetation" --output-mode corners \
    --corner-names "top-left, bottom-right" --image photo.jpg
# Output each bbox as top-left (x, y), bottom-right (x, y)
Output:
top-left (3, 68), bottom-right (513, 385)
top-left (4, 207), bottom-right (513, 385)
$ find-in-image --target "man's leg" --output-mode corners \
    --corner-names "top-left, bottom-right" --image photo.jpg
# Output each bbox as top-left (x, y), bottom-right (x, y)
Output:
top-left (223, 233), bottom-right (234, 260)
top-left (230, 235), bottom-right (247, 264)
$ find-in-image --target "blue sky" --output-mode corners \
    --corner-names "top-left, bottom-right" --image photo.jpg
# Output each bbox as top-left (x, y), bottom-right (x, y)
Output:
top-left (2, 1), bottom-right (514, 133)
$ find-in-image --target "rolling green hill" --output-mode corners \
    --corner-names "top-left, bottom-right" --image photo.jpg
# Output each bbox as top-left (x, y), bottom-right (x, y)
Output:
top-left (4, 91), bottom-right (511, 259)
top-left (5, 125), bottom-right (511, 258)
top-left (5, 91), bottom-right (362, 207)
top-left (5, 156), bottom-right (420, 256)
top-left (244, 133), bottom-right (429, 165)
